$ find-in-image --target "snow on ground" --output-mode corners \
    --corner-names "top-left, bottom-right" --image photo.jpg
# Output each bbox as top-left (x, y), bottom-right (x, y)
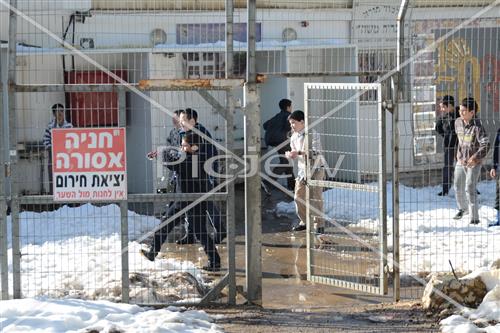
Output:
top-left (276, 180), bottom-right (500, 276)
top-left (1, 204), bottom-right (206, 301)
top-left (0, 297), bottom-right (222, 333)
top-left (440, 266), bottom-right (500, 333)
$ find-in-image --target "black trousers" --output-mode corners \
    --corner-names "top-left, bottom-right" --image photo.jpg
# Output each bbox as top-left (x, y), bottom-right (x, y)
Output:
top-left (182, 201), bottom-right (226, 241)
top-left (442, 145), bottom-right (456, 193)
top-left (153, 201), bottom-right (220, 265)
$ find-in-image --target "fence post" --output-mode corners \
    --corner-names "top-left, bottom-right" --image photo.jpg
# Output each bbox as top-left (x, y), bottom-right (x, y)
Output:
top-left (379, 83), bottom-right (388, 295)
top-left (244, 0), bottom-right (262, 305)
top-left (7, 0), bottom-right (21, 299)
top-left (392, 0), bottom-right (408, 302)
top-left (225, 91), bottom-right (237, 304)
top-left (0, 47), bottom-right (9, 300)
top-left (118, 90), bottom-right (129, 303)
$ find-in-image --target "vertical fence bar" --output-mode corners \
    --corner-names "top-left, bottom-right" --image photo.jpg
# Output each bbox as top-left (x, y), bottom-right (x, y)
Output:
top-left (7, 0), bottom-right (21, 299)
top-left (118, 90), bottom-right (129, 303)
top-left (393, 0), bottom-right (408, 302)
top-left (304, 84), bottom-right (312, 281)
top-left (378, 83), bottom-right (388, 295)
top-left (392, 77), bottom-right (401, 302)
top-left (0, 48), bottom-right (8, 300)
top-left (226, 91), bottom-right (236, 305)
top-left (225, 0), bottom-right (234, 79)
top-left (244, 0), bottom-right (262, 305)
top-left (226, 1), bottom-right (236, 304)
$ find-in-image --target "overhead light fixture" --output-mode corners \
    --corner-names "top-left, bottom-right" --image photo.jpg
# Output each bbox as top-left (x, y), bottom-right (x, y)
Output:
top-left (282, 27), bottom-right (297, 42)
top-left (150, 28), bottom-right (167, 46)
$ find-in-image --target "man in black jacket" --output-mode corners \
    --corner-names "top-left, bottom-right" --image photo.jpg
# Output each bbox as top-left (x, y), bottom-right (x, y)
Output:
top-left (142, 132), bottom-right (221, 271)
top-left (263, 98), bottom-right (295, 190)
top-left (435, 95), bottom-right (460, 196)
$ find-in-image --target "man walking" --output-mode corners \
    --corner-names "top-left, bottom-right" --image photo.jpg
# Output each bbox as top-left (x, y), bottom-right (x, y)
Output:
top-left (453, 97), bottom-right (489, 225)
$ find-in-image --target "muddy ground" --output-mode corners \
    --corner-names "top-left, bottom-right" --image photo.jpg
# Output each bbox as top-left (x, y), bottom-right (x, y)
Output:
top-left (202, 184), bottom-right (442, 332)
top-left (207, 301), bottom-right (440, 332)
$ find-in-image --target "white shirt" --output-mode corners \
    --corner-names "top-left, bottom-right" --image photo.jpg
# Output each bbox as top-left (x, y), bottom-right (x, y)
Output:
top-left (290, 129), bottom-right (326, 179)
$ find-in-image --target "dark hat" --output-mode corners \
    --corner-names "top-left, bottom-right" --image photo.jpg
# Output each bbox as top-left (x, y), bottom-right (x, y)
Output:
top-left (441, 95), bottom-right (454, 106)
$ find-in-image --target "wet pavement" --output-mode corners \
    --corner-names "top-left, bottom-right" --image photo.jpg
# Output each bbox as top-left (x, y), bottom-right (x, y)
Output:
top-left (156, 183), bottom-right (439, 331)
top-left (232, 183), bottom-right (386, 309)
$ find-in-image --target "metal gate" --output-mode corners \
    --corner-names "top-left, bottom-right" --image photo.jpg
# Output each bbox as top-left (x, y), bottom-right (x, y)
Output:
top-left (304, 82), bottom-right (388, 295)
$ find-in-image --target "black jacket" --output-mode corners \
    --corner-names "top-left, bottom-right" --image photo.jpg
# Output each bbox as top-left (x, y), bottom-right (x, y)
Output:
top-left (166, 134), bottom-right (211, 194)
top-left (263, 110), bottom-right (291, 148)
top-left (435, 108), bottom-right (460, 148)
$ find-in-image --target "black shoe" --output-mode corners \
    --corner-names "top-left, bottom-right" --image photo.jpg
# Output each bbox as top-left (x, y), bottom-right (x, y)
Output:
top-left (470, 219), bottom-right (480, 225)
top-left (477, 190), bottom-right (481, 195)
top-left (437, 191), bottom-right (448, 196)
top-left (315, 227), bottom-right (325, 234)
top-left (292, 223), bottom-right (306, 232)
top-left (140, 249), bottom-right (157, 262)
top-left (202, 262), bottom-right (221, 272)
top-left (453, 210), bottom-right (467, 220)
top-left (176, 235), bottom-right (197, 245)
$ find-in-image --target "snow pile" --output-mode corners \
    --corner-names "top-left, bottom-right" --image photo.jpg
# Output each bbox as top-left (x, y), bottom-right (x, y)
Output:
top-left (2, 204), bottom-right (207, 301)
top-left (5, 203), bottom-right (159, 248)
top-left (0, 297), bottom-right (222, 333)
top-left (275, 180), bottom-right (500, 275)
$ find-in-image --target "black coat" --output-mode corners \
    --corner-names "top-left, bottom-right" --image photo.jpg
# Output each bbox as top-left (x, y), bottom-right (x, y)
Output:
top-left (166, 133), bottom-right (212, 194)
top-left (263, 110), bottom-right (291, 148)
top-left (435, 108), bottom-right (460, 148)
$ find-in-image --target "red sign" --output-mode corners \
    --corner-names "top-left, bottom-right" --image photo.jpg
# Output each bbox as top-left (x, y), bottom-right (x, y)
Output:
top-left (52, 128), bottom-right (127, 202)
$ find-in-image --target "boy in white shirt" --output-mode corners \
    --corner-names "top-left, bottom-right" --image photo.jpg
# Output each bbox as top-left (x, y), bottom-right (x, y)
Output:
top-left (285, 110), bottom-right (326, 234)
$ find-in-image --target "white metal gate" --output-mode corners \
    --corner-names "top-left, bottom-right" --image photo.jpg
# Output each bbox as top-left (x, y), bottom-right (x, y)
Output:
top-left (304, 83), bottom-right (388, 295)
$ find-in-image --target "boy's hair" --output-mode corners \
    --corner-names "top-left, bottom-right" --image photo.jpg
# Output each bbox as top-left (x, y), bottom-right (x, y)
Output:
top-left (51, 103), bottom-right (65, 115)
top-left (441, 95), bottom-right (455, 106)
top-left (279, 99), bottom-right (292, 111)
top-left (288, 110), bottom-right (304, 122)
top-left (173, 109), bottom-right (183, 116)
top-left (181, 108), bottom-right (198, 122)
top-left (461, 97), bottom-right (478, 113)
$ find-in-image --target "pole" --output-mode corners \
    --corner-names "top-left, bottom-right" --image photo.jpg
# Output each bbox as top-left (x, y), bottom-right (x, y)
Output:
top-left (244, 0), bottom-right (262, 305)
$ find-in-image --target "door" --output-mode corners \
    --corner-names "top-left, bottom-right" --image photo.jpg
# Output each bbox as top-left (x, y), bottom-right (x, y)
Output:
top-left (304, 82), bottom-right (388, 295)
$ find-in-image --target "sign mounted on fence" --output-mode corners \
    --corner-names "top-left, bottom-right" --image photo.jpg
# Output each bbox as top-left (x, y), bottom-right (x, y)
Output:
top-left (52, 128), bottom-right (127, 202)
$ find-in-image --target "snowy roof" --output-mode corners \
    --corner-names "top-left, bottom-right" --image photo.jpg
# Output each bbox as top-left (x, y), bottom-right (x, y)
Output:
top-left (14, 39), bottom-right (348, 56)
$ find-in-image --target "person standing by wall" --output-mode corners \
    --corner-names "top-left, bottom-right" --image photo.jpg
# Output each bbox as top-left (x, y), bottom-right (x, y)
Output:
top-left (42, 103), bottom-right (73, 194)
top-left (435, 95), bottom-right (460, 196)
top-left (452, 97), bottom-right (490, 225)
top-left (263, 98), bottom-right (295, 191)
